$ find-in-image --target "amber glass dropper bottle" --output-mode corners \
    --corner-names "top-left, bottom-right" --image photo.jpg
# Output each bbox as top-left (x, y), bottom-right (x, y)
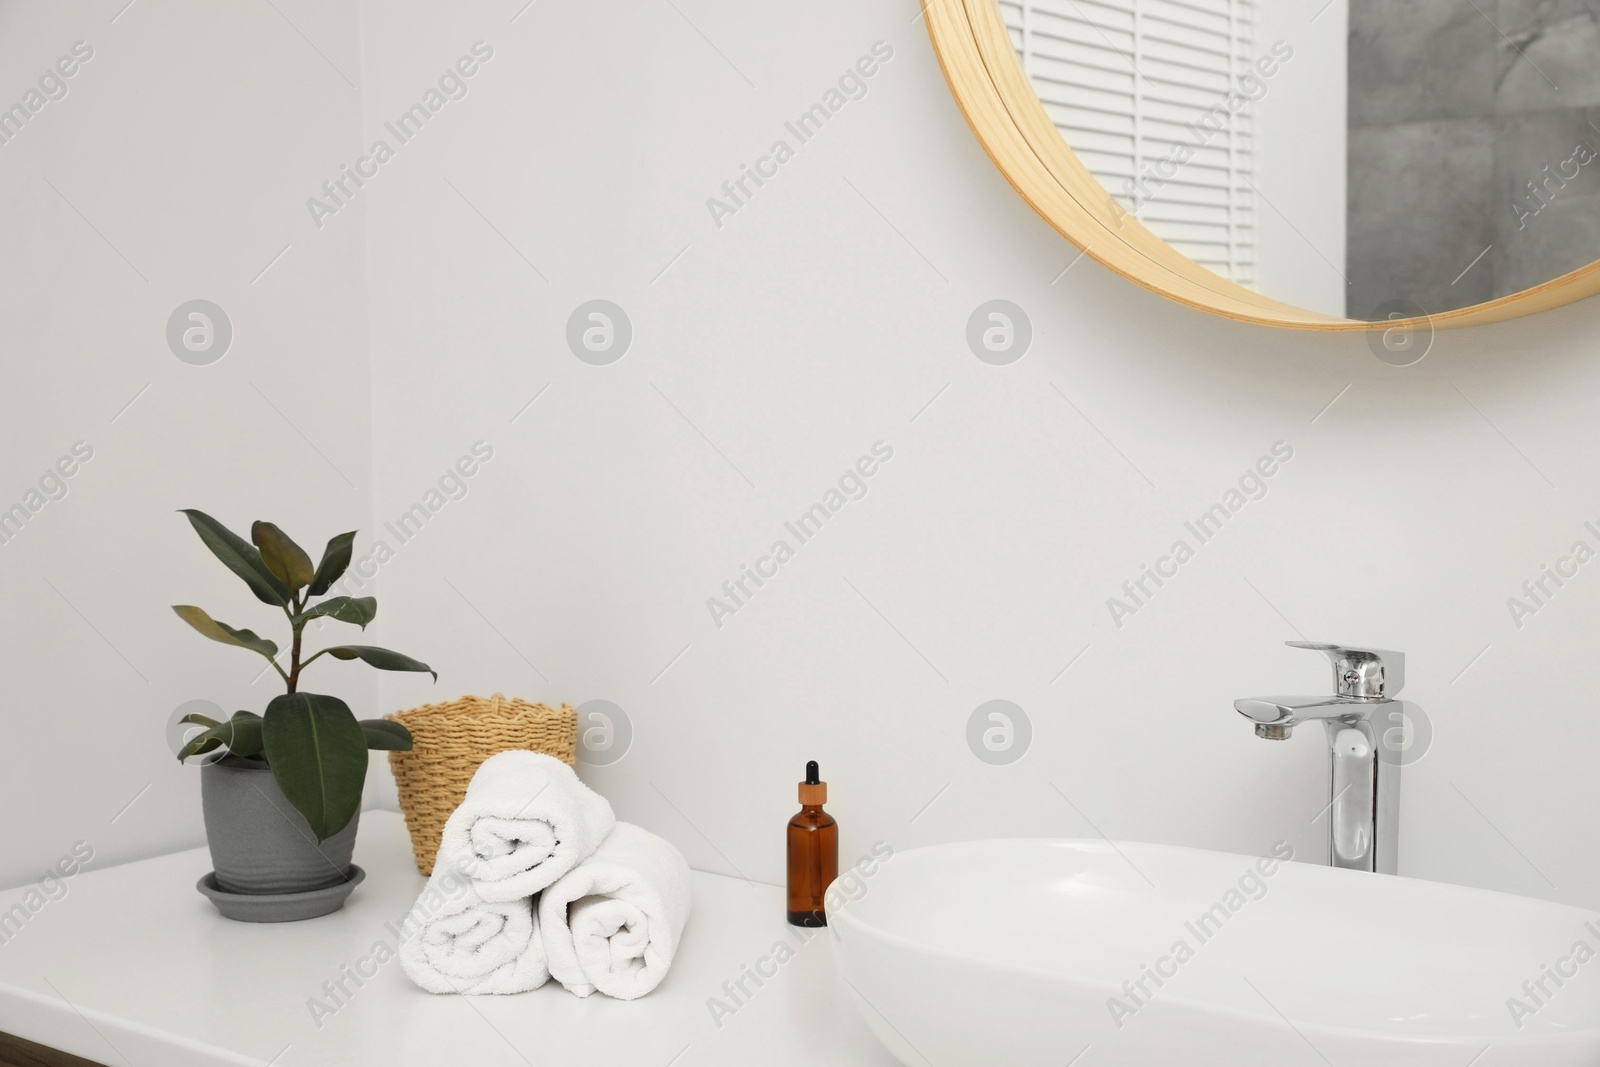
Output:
top-left (787, 760), bottom-right (838, 926)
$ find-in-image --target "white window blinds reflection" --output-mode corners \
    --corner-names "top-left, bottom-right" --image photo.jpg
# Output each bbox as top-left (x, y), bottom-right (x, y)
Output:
top-left (1000, 0), bottom-right (1258, 288)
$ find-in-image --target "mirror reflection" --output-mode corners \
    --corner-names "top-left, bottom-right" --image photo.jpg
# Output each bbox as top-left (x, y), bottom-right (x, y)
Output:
top-left (1001, 0), bottom-right (1600, 319)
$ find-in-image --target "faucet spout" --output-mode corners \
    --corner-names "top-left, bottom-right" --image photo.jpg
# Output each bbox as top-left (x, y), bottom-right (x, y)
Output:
top-left (1233, 695), bottom-right (1368, 738)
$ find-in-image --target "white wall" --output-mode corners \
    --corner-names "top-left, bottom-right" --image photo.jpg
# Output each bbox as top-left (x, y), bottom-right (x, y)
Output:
top-left (0, 0), bottom-right (377, 888)
top-left (5, 0), bottom-right (1600, 919)
top-left (356, 0), bottom-right (1600, 910)
top-left (1255, 0), bottom-right (1348, 317)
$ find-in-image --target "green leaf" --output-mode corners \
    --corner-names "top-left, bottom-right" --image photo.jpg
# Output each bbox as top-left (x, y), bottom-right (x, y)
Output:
top-left (178, 712), bottom-right (221, 729)
top-left (295, 596), bottom-right (376, 630)
top-left (359, 718), bottom-right (413, 751)
top-left (179, 735), bottom-right (223, 760)
top-left (308, 531), bottom-right (357, 596)
top-left (218, 711), bottom-right (265, 760)
top-left (172, 605), bottom-right (280, 661)
top-left (179, 510), bottom-right (289, 607)
top-left (322, 645), bottom-right (436, 680)
top-left (251, 521), bottom-right (315, 593)
top-left (262, 692), bottom-right (368, 842)
top-left (177, 711), bottom-right (265, 761)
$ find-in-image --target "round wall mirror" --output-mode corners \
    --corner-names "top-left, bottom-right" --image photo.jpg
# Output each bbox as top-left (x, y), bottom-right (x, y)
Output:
top-left (927, 0), bottom-right (1600, 330)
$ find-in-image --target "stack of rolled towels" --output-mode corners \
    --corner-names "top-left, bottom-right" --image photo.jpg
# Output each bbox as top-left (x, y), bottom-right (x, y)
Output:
top-left (398, 750), bottom-right (692, 1000)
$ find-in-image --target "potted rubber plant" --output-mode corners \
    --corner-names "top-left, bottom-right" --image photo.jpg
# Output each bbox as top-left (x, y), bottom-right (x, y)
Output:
top-left (172, 510), bottom-right (434, 917)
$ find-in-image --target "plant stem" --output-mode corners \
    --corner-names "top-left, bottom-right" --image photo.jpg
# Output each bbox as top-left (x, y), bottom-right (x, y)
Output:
top-left (285, 590), bottom-right (305, 694)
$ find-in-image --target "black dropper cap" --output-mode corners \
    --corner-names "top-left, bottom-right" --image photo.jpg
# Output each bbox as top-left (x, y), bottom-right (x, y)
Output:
top-left (805, 760), bottom-right (820, 785)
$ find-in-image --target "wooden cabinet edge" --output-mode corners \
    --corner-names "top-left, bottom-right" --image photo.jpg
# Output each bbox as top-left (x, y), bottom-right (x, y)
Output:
top-left (0, 1031), bottom-right (110, 1067)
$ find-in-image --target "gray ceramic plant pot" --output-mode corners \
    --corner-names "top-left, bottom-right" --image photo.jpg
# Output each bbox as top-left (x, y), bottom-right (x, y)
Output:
top-left (201, 756), bottom-right (359, 896)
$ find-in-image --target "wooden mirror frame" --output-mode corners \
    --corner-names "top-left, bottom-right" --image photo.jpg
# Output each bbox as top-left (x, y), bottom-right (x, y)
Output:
top-left (924, 0), bottom-right (1600, 331)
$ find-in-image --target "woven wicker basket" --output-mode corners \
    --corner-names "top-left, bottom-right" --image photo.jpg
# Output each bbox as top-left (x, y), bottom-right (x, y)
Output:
top-left (386, 693), bottom-right (577, 875)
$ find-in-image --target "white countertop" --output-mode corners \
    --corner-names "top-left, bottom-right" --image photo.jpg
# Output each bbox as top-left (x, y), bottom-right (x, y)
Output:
top-left (0, 812), bottom-right (900, 1067)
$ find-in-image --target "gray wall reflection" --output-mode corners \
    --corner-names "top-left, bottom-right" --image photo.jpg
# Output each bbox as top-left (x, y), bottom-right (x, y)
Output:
top-left (1347, 0), bottom-right (1600, 318)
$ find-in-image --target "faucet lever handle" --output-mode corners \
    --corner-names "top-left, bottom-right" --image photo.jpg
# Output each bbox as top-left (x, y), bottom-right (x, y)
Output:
top-left (1286, 641), bottom-right (1405, 699)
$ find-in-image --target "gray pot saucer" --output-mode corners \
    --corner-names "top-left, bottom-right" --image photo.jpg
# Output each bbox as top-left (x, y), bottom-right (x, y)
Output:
top-left (197, 864), bottom-right (366, 922)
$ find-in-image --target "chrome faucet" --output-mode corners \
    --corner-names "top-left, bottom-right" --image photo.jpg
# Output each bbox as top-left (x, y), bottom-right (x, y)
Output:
top-left (1235, 642), bottom-right (1413, 875)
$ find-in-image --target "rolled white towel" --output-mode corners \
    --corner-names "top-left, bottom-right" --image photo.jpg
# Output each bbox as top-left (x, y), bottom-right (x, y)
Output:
top-left (398, 869), bottom-right (548, 995)
top-left (538, 822), bottom-right (692, 1000)
top-left (437, 750), bottom-right (616, 903)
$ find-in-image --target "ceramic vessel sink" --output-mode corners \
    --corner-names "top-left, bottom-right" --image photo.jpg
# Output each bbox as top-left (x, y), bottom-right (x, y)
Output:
top-left (828, 839), bottom-right (1600, 1066)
